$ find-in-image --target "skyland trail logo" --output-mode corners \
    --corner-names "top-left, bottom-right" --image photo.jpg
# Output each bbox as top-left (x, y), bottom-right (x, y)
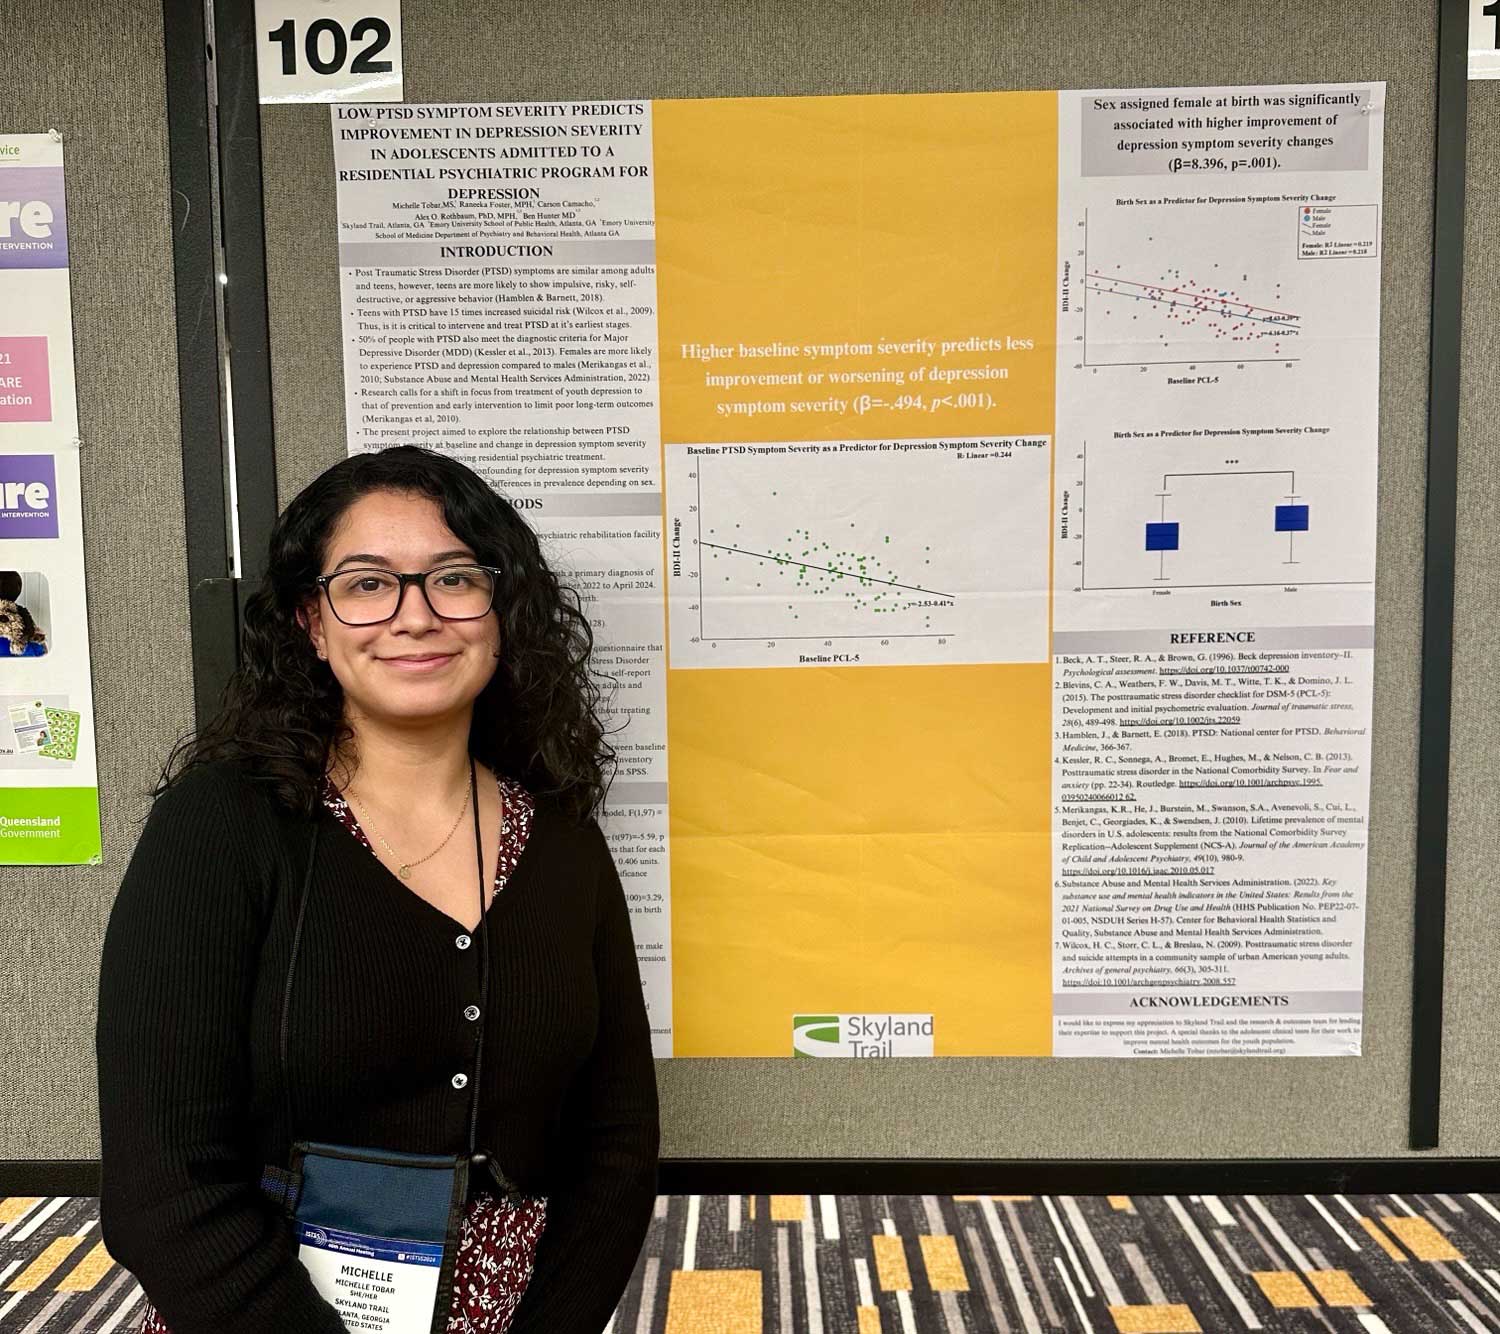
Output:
top-left (792, 1013), bottom-right (934, 1057)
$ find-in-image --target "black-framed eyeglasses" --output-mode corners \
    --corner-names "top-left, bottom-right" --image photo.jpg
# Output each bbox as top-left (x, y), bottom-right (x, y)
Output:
top-left (314, 563), bottom-right (501, 627)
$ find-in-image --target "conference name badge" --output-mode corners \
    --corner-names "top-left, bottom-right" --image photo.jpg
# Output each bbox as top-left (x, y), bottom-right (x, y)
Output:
top-left (295, 1220), bottom-right (443, 1333)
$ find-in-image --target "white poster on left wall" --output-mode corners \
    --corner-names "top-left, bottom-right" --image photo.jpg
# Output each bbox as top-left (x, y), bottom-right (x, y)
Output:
top-left (0, 133), bottom-right (100, 864)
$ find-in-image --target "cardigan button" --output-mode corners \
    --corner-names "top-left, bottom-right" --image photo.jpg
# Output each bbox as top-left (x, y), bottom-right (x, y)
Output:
top-left (464, 1005), bottom-right (481, 1021)
top-left (455, 933), bottom-right (471, 950)
top-left (451, 1072), bottom-right (469, 1090)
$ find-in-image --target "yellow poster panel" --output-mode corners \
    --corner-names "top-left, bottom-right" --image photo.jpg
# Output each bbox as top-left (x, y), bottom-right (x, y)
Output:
top-left (654, 93), bottom-right (1057, 1055)
top-left (654, 92), bottom-right (1056, 442)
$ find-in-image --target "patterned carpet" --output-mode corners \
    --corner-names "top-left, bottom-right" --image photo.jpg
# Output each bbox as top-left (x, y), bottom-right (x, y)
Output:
top-left (3, 1190), bottom-right (1499, 1331)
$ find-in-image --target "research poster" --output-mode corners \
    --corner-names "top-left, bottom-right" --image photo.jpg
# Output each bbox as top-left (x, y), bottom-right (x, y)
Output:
top-left (0, 134), bottom-right (101, 865)
top-left (332, 83), bottom-right (1383, 1057)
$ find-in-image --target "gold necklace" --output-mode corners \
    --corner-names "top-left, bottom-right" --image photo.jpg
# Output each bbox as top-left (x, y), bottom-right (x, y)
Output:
top-left (346, 770), bottom-right (473, 880)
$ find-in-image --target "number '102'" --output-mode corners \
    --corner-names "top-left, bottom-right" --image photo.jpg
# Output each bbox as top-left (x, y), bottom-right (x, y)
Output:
top-left (267, 17), bottom-right (393, 76)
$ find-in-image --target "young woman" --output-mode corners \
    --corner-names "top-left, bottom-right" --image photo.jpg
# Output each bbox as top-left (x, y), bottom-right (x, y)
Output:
top-left (95, 446), bottom-right (659, 1334)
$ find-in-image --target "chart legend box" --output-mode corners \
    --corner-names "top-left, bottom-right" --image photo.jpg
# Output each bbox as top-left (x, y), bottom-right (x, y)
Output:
top-left (1298, 204), bottom-right (1379, 260)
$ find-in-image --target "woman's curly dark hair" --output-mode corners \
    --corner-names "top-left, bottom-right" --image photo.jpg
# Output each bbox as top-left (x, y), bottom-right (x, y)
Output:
top-left (163, 446), bottom-right (614, 822)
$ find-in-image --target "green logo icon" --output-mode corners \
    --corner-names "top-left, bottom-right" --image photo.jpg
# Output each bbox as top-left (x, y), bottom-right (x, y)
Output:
top-left (793, 1014), bottom-right (840, 1057)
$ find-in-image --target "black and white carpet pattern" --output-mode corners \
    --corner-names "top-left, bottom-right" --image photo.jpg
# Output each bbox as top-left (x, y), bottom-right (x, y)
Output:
top-left (4, 1190), bottom-right (1499, 1331)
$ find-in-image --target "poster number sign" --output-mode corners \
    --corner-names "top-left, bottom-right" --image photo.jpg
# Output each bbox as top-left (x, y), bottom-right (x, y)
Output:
top-left (1472, 0), bottom-right (1500, 78)
top-left (255, 0), bottom-right (403, 102)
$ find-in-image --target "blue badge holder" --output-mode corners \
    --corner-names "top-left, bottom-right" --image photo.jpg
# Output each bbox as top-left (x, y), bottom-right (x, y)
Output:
top-left (261, 1144), bottom-right (469, 1333)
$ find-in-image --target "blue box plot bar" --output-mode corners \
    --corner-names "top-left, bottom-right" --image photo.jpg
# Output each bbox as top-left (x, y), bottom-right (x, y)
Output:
top-left (1145, 522), bottom-right (1180, 551)
top-left (1275, 504), bottom-right (1310, 532)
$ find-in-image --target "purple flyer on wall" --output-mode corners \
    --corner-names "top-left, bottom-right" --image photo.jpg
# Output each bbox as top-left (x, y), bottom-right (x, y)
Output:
top-left (0, 165), bottom-right (68, 269)
top-left (0, 454), bottom-right (58, 539)
top-left (0, 133), bottom-right (99, 867)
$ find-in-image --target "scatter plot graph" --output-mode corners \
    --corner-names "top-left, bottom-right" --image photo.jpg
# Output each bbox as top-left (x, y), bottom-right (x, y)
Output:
top-left (1079, 205), bottom-right (1312, 367)
top-left (665, 437), bottom-right (1052, 669)
top-left (700, 521), bottom-right (950, 629)
top-left (1085, 266), bottom-right (1300, 357)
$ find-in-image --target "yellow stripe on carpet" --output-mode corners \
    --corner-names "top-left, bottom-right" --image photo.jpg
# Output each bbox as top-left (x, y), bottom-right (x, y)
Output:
top-left (1359, 1216), bottom-right (1408, 1261)
top-left (1382, 1215), bottom-right (1463, 1262)
top-left (1250, 1271), bottom-right (1319, 1308)
top-left (919, 1234), bottom-right (969, 1291)
top-left (7, 1236), bottom-right (83, 1291)
top-left (0, 1198), bottom-right (42, 1224)
top-left (663, 1269), bottom-right (762, 1334)
top-left (1305, 1269), bottom-right (1372, 1306)
top-left (1107, 1303), bottom-right (1202, 1332)
top-left (56, 1239), bottom-right (117, 1291)
top-left (872, 1234), bottom-right (912, 1291)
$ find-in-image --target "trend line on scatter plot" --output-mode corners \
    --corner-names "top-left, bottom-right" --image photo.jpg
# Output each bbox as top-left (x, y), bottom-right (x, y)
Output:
top-left (701, 511), bottom-right (950, 627)
top-left (1084, 267), bottom-right (1301, 344)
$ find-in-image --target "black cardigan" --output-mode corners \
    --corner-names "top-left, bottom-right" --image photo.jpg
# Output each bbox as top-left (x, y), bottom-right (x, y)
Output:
top-left (94, 760), bottom-right (659, 1334)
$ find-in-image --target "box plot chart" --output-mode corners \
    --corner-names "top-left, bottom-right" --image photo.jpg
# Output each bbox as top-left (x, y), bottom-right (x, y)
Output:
top-left (1077, 442), bottom-right (1370, 592)
top-left (1081, 206), bottom-right (1305, 367)
top-left (666, 439), bottom-right (1051, 669)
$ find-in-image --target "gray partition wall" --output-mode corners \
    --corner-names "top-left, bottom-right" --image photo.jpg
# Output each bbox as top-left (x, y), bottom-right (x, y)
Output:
top-left (1440, 76), bottom-right (1500, 1157)
top-left (257, 0), bottom-right (1451, 1163)
top-left (0, 0), bottom-right (1491, 1169)
top-left (0, 1), bottom-right (195, 1159)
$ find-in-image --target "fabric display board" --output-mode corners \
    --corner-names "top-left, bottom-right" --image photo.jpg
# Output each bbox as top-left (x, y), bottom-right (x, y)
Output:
top-left (331, 82), bottom-right (1383, 1057)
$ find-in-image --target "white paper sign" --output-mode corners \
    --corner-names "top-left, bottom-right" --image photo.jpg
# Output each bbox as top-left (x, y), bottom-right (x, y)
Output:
top-left (329, 101), bottom-right (675, 1056)
top-left (1050, 83), bottom-right (1383, 1057)
top-left (1472, 0), bottom-right (1500, 78)
top-left (255, 0), bottom-right (403, 103)
top-left (296, 1221), bottom-right (441, 1333)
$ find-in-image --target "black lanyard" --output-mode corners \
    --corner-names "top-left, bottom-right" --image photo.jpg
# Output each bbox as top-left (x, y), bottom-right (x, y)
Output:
top-left (279, 757), bottom-right (489, 1160)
